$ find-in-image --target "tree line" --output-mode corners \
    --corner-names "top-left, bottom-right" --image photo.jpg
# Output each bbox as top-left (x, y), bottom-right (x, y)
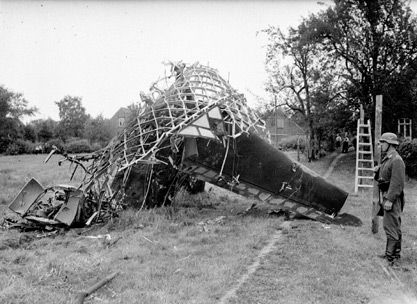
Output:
top-left (0, 88), bottom-right (117, 154)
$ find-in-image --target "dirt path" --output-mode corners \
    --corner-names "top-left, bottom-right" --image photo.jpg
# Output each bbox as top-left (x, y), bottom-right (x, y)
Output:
top-left (218, 221), bottom-right (292, 304)
top-left (323, 152), bottom-right (346, 179)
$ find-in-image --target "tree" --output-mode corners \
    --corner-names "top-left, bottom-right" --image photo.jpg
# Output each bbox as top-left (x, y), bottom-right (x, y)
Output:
top-left (84, 114), bottom-right (113, 147)
top-left (23, 124), bottom-right (37, 142)
top-left (306, 0), bottom-right (417, 129)
top-left (0, 85), bottom-right (37, 120)
top-left (263, 0), bottom-right (417, 152)
top-left (28, 118), bottom-right (59, 142)
top-left (55, 96), bottom-right (89, 139)
top-left (0, 85), bottom-right (37, 152)
top-left (263, 21), bottom-right (348, 158)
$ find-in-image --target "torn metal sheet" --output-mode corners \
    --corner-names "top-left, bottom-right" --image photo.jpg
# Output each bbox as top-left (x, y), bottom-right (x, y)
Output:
top-left (54, 188), bottom-right (84, 226)
top-left (9, 184), bottom-right (85, 228)
top-left (9, 178), bottom-right (44, 216)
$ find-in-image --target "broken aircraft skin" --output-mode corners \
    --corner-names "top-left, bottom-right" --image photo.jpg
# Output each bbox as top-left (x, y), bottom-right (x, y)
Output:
top-left (8, 179), bottom-right (119, 229)
top-left (8, 62), bottom-right (355, 228)
top-left (181, 134), bottom-right (348, 223)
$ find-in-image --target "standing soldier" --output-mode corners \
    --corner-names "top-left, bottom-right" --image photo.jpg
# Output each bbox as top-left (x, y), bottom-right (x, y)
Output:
top-left (335, 133), bottom-right (342, 152)
top-left (342, 135), bottom-right (350, 153)
top-left (375, 132), bottom-right (406, 266)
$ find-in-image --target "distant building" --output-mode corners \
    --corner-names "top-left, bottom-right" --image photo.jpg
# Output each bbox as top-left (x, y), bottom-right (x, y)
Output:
top-left (263, 108), bottom-right (306, 148)
top-left (109, 107), bottom-right (131, 137)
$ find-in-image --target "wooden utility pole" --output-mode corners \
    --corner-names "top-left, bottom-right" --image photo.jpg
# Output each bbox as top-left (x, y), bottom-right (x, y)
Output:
top-left (374, 95), bottom-right (383, 164)
top-left (360, 104), bottom-right (364, 124)
top-left (371, 95), bottom-right (383, 233)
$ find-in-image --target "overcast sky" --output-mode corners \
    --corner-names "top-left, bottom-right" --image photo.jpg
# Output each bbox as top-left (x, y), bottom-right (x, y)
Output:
top-left (1, 1), bottom-right (415, 122)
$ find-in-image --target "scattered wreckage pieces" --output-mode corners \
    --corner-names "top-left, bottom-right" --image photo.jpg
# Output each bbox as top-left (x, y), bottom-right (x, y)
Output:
top-left (76, 271), bottom-right (119, 304)
top-left (198, 215), bottom-right (227, 232)
top-left (8, 178), bottom-right (118, 230)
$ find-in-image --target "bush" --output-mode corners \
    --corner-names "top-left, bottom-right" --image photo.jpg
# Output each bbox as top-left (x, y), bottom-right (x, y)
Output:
top-left (5, 142), bottom-right (21, 155)
top-left (5, 139), bottom-right (35, 155)
top-left (45, 138), bottom-right (65, 153)
top-left (90, 142), bottom-right (103, 152)
top-left (0, 138), bottom-right (13, 154)
top-left (279, 135), bottom-right (306, 151)
top-left (65, 138), bottom-right (92, 153)
top-left (398, 139), bottom-right (417, 178)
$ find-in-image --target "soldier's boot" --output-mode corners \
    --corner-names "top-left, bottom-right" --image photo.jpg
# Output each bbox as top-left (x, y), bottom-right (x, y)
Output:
top-left (385, 238), bottom-right (399, 266)
top-left (393, 234), bottom-right (402, 260)
top-left (378, 239), bottom-right (397, 261)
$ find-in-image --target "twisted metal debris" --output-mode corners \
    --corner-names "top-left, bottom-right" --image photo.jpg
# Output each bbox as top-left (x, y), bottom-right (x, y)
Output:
top-left (80, 62), bottom-right (265, 209)
top-left (8, 62), bottom-right (353, 229)
top-left (7, 62), bottom-right (265, 228)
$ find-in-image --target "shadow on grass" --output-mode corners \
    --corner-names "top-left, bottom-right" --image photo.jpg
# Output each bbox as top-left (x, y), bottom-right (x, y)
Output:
top-left (332, 213), bottom-right (363, 226)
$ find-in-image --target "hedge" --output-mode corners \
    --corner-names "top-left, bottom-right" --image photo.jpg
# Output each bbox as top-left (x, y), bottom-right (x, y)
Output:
top-left (5, 139), bottom-right (36, 155)
top-left (64, 138), bottom-right (92, 153)
top-left (398, 139), bottom-right (417, 178)
top-left (2, 138), bottom-right (105, 155)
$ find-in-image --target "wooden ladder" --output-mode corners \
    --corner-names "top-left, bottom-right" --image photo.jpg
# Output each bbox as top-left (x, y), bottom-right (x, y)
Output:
top-left (355, 119), bottom-right (374, 193)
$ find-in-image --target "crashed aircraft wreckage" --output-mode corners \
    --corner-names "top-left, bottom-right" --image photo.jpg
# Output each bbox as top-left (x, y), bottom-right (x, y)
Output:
top-left (8, 62), bottom-right (350, 229)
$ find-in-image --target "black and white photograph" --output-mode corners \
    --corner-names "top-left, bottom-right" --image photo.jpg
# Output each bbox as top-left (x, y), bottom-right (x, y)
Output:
top-left (1, 1), bottom-right (417, 303)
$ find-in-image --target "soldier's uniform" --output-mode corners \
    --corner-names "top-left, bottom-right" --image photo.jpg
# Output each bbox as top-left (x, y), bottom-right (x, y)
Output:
top-left (378, 139), bottom-right (405, 262)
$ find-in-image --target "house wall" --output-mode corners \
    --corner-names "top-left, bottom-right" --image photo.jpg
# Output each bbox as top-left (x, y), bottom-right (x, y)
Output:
top-left (264, 111), bottom-right (306, 148)
top-left (109, 107), bottom-right (131, 137)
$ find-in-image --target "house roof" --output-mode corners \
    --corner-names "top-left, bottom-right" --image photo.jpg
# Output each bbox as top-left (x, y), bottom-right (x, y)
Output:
top-left (111, 107), bottom-right (131, 120)
top-left (262, 107), bottom-right (287, 119)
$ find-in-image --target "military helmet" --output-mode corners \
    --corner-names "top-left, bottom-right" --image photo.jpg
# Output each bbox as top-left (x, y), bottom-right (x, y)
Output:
top-left (379, 132), bottom-right (399, 145)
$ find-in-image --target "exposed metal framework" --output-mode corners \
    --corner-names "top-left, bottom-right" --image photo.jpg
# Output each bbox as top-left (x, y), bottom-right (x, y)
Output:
top-left (81, 62), bottom-right (265, 200)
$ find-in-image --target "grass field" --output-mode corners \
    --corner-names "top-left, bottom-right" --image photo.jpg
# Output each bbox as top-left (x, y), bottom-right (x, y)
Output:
top-left (0, 152), bottom-right (416, 304)
top-left (0, 154), bottom-right (86, 206)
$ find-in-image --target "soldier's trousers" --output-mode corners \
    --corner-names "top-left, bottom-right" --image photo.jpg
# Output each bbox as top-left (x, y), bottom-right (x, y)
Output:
top-left (383, 200), bottom-right (402, 260)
